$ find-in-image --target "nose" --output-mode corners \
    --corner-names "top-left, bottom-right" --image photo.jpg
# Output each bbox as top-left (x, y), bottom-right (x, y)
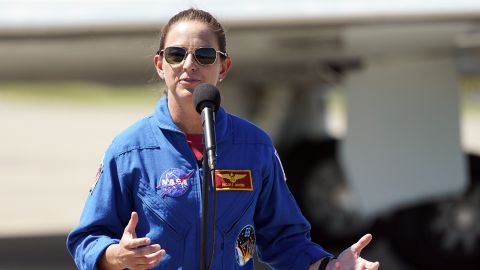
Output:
top-left (183, 53), bottom-right (198, 71)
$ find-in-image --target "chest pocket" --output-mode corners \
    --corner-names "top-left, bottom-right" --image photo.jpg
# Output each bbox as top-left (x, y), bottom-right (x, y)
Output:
top-left (137, 179), bottom-right (192, 269)
top-left (212, 174), bottom-right (258, 269)
top-left (138, 179), bottom-right (192, 232)
top-left (216, 189), bottom-right (256, 231)
top-left (214, 168), bottom-right (258, 228)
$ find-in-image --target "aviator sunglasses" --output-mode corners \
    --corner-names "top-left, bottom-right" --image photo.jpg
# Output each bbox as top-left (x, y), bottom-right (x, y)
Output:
top-left (159, 46), bottom-right (228, 66)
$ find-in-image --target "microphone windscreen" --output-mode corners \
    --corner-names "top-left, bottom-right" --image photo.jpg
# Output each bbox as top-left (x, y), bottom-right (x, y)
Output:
top-left (193, 83), bottom-right (221, 113)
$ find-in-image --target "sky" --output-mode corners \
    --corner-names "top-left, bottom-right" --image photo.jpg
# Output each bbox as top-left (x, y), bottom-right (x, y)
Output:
top-left (2, 0), bottom-right (480, 27)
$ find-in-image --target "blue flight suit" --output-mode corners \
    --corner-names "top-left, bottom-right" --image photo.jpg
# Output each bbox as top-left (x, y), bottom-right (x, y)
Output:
top-left (67, 96), bottom-right (331, 269)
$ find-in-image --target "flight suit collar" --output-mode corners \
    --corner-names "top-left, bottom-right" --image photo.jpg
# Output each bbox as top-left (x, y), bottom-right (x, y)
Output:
top-left (153, 96), bottom-right (229, 142)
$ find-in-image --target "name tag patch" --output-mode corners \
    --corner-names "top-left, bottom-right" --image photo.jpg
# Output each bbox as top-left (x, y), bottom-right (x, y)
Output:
top-left (215, 170), bottom-right (253, 191)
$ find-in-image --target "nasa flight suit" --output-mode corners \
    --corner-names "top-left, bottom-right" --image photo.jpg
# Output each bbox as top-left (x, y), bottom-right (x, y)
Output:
top-left (67, 96), bottom-right (332, 269)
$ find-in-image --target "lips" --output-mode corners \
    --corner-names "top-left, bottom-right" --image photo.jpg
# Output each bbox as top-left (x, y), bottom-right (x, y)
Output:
top-left (180, 77), bottom-right (201, 84)
top-left (179, 77), bottom-right (202, 92)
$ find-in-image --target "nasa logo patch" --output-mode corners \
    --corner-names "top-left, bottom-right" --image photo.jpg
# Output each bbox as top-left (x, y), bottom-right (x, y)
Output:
top-left (235, 225), bottom-right (256, 266)
top-left (156, 168), bottom-right (193, 197)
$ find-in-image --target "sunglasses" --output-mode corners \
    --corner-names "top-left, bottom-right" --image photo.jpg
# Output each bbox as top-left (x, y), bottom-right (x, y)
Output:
top-left (159, 46), bottom-right (228, 66)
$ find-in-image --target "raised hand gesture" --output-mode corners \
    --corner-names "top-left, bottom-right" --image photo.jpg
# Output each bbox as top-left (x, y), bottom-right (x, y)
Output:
top-left (328, 234), bottom-right (380, 270)
top-left (98, 212), bottom-right (166, 270)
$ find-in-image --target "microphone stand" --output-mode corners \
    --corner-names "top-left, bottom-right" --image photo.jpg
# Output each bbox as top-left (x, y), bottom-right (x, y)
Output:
top-left (200, 154), bottom-right (209, 270)
top-left (200, 107), bottom-right (217, 270)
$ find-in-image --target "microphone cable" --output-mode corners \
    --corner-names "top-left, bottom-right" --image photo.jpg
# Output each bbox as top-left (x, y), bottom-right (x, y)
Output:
top-left (206, 165), bottom-right (217, 270)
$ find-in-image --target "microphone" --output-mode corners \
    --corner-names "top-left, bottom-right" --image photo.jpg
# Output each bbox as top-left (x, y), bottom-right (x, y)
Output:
top-left (193, 83), bottom-right (221, 171)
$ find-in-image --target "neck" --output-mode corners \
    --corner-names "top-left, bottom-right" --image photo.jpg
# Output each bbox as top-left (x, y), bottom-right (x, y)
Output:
top-left (167, 96), bottom-right (203, 134)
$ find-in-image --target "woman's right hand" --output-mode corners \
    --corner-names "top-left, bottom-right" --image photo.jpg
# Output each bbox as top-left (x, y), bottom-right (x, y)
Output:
top-left (98, 212), bottom-right (166, 270)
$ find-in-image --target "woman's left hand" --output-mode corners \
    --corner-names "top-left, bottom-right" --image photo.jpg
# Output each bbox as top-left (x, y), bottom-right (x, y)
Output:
top-left (327, 234), bottom-right (380, 270)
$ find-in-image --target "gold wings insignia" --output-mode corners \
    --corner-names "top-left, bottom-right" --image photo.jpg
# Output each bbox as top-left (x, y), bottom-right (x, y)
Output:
top-left (218, 173), bottom-right (247, 183)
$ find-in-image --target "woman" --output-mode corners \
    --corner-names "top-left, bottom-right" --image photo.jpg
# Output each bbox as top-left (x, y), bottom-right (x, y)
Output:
top-left (67, 8), bottom-right (380, 270)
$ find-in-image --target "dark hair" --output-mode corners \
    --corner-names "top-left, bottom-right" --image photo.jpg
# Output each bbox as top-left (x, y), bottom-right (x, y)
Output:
top-left (158, 9), bottom-right (227, 54)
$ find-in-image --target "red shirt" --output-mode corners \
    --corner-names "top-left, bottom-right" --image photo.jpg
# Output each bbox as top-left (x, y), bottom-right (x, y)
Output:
top-left (185, 134), bottom-right (203, 161)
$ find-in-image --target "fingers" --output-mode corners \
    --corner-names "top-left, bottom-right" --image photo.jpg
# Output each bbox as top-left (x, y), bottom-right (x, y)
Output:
top-left (124, 212), bottom-right (139, 237)
top-left (117, 243), bottom-right (165, 269)
top-left (134, 244), bottom-right (161, 257)
top-left (351, 233), bottom-right (373, 254)
top-left (124, 237), bottom-right (151, 249)
top-left (132, 247), bottom-right (166, 269)
top-left (116, 212), bottom-right (167, 270)
top-left (144, 248), bottom-right (166, 261)
top-left (122, 212), bottom-right (152, 249)
top-left (366, 260), bottom-right (380, 269)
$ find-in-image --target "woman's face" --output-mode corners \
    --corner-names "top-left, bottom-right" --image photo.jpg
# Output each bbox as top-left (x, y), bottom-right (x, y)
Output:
top-left (154, 20), bottom-right (231, 107)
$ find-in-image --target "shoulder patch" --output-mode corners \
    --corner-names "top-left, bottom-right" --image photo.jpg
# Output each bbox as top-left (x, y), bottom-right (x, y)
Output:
top-left (89, 154), bottom-right (104, 194)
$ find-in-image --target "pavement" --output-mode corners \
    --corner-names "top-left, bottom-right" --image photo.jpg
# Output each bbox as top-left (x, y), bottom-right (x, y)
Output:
top-left (0, 98), bottom-right (153, 237)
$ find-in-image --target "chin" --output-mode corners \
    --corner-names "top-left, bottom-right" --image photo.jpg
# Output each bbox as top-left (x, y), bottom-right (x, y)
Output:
top-left (179, 89), bottom-right (195, 101)
top-left (176, 86), bottom-right (194, 95)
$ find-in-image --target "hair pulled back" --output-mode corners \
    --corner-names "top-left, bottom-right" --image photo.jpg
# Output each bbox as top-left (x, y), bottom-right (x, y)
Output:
top-left (158, 9), bottom-right (227, 54)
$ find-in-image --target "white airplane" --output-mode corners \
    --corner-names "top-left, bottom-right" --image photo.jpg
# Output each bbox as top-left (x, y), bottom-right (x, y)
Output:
top-left (1, 1), bottom-right (480, 269)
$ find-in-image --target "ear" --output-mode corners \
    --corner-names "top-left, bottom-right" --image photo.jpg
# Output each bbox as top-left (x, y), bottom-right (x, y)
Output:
top-left (218, 57), bottom-right (232, 82)
top-left (154, 54), bottom-right (165, 80)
